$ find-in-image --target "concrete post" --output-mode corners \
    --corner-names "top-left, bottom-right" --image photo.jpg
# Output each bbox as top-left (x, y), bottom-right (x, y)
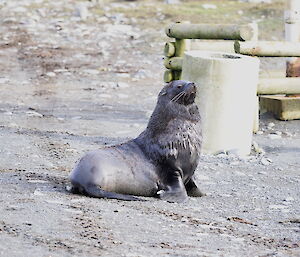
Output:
top-left (181, 51), bottom-right (260, 156)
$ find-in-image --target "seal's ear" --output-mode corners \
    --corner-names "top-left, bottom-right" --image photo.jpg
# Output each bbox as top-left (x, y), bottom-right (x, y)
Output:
top-left (159, 83), bottom-right (170, 96)
top-left (159, 88), bottom-right (167, 96)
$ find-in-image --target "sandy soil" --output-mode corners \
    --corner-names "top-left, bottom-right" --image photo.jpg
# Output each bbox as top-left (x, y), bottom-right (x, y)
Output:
top-left (0, 1), bottom-right (299, 256)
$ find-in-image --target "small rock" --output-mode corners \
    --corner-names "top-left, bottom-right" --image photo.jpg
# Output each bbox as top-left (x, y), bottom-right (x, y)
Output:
top-left (269, 204), bottom-right (286, 210)
top-left (98, 94), bottom-right (111, 98)
top-left (33, 189), bottom-right (44, 196)
top-left (256, 130), bottom-right (263, 135)
top-left (260, 157), bottom-right (271, 166)
top-left (13, 7), bottom-right (27, 13)
top-left (252, 141), bottom-right (265, 155)
top-left (117, 93), bottom-right (128, 99)
top-left (53, 68), bottom-right (68, 73)
top-left (165, 0), bottom-right (181, 4)
top-left (258, 171), bottom-right (267, 175)
top-left (28, 180), bottom-right (47, 184)
top-left (284, 197), bottom-right (294, 202)
top-left (267, 122), bottom-right (275, 129)
top-left (275, 131), bottom-right (282, 136)
top-left (75, 3), bottom-right (89, 21)
top-left (202, 4), bottom-right (217, 9)
top-left (133, 69), bottom-right (149, 79)
top-left (83, 69), bottom-right (100, 75)
top-left (46, 72), bottom-right (56, 77)
top-left (283, 131), bottom-right (293, 137)
top-left (268, 133), bottom-right (281, 140)
top-left (197, 175), bottom-right (210, 181)
top-left (116, 82), bottom-right (129, 88)
top-left (26, 111), bottom-right (43, 118)
top-left (216, 153), bottom-right (228, 159)
top-left (0, 77), bottom-right (10, 84)
top-left (239, 0), bottom-right (272, 3)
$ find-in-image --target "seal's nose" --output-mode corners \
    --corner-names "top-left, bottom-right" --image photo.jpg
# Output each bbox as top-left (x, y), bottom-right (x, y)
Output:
top-left (185, 82), bottom-right (196, 92)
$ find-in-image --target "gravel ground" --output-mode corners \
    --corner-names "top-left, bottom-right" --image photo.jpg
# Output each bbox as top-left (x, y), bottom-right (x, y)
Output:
top-left (0, 1), bottom-right (299, 256)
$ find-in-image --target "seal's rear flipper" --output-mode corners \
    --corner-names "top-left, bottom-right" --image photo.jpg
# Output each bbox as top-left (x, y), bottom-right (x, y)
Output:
top-left (84, 184), bottom-right (144, 201)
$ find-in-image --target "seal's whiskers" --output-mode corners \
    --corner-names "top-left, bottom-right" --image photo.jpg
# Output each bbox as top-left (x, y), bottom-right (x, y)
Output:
top-left (171, 91), bottom-right (186, 103)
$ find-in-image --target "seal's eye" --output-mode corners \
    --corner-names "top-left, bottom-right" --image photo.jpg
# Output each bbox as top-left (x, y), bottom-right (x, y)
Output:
top-left (177, 84), bottom-right (183, 89)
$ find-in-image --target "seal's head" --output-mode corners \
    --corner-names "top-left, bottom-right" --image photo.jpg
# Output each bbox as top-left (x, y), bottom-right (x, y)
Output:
top-left (159, 80), bottom-right (197, 106)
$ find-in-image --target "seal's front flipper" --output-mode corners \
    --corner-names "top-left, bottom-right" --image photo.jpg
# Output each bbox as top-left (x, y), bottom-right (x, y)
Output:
top-left (157, 189), bottom-right (188, 203)
top-left (185, 177), bottom-right (205, 197)
top-left (84, 184), bottom-right (144, 201)
top-left (158, 170), bottom-right (188, 203)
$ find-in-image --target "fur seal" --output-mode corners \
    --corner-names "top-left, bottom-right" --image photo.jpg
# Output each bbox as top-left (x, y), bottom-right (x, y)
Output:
top-left (69, 80), bottom-right (203, 203)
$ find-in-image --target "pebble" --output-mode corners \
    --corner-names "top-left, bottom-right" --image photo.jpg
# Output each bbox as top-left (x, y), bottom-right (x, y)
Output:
top-left (283, 131), bottom-right (293, 137)
top-left (256, 130), bottom-right (263, 135)
top-left (26, 111), bottom-right (43, 118)
top-left (269, 204), bottom-right (286, 210)
top-left (98, 94), bottom-right (111, 99)
top-left (229, 161), bottom-right (240, 166)
top-left (133, 70), bottom-right (149, 79)
top-left (116, 82), bottom-right (130, 88)
top-left (239, 0), bottom-right (272, 3)
top-left (46, 72), bottom-right (56, 77)
top-left (33, 189), bottom-right (44, 196)
top-left (260, 157), bottom-right (272, 166)
top-left (117, 93), bottom-right (128, 99)
top-left (165, 0), bottom-right (181, 4)
top-left (202, 4), bottom-right (217, 9)
top-left (267, 122), bottom-right (275, 129)
top-left (252, 141), bottom-right (265, 154)
top-left (75, 3), bottom-right (89, 21)
top-left (268, 133), bottom-right (281, 140)
top-left (0, 77), bottom-right (10, 84)
top-left (83, 69), bottom-right (100, 75)
top-left (284, 197), bottom-right (294, 202)
top-left (28, 180), bottom-right (48, 184)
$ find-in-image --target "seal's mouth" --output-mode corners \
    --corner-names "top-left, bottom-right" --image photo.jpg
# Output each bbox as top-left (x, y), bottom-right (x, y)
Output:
top-left (183, 91), bottom-right (196, 105)
top-left (183, 84), bottom-right (197, 105)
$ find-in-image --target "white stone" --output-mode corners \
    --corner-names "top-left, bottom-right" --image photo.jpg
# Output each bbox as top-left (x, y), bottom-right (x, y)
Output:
top-left (116, 82), bottom-right (130, 88)
top-left (202, 4), bottom-right (217, 9)
top-left (83, 69), bottom-right (100, 75)
top-left (269, 204), bottom-right (287, 210)
top-left (26, 111), bottom-right (43, 118)
top-left (267, 122), bottom-right (275, 129)
top-left (0, 77), bottom-right (10, 84)
top-left (46, 72), bottom-right (56, 77)
top-left (268, 133), bottom-right (281, 140)
top-left (75, 3), bottom-right (89, 21)
top-left (260, 157), bottom-right (271, 166)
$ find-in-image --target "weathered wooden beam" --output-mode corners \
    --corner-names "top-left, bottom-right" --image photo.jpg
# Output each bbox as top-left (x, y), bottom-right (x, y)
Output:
top-left (164, 42), bottom-right (176, 57)
top-left (164, 69), bottom-right (173, 83)
top-left (163, 57), bottom-right (183, 70)
top-left (258, 78), bottom-right (300, 95)
top-left (174, 39), bottom-right (186, 57)
top-left (166, 23), bottom-right (257, 41)
top-left (191, 40), bottom-right (236, 53)
top-left (260, 95), bottom-right (300, 120)
top-left (235, 41), bottom-right (300, 57)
